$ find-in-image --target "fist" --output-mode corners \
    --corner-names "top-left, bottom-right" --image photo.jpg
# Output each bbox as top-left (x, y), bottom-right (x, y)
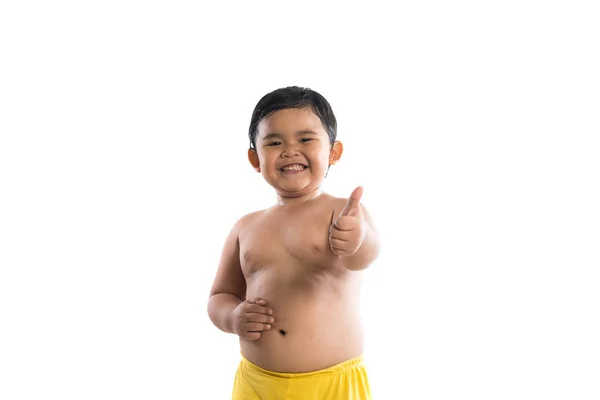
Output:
top-left (329, 186), bottom-right (366, 256)
top-left (232, 298), bottom-right (275, 341)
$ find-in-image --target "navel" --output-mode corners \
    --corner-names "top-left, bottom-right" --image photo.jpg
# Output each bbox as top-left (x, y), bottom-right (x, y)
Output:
top-left (279, 329), bottom-right (286, 336)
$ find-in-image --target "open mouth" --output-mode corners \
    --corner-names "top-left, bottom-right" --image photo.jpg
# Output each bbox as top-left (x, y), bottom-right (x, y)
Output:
top-left (279, 164), bottom-right (307, 172)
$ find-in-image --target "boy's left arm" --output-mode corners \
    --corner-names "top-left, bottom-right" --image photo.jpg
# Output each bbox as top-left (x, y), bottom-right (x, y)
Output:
top-left (329, 187), bottom-right (380, 271)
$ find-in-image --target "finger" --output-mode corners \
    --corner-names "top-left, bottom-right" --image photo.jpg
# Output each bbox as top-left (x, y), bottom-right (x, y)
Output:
top-left (347, 207), bottom-right (362, 218)
top-left (246, 303), bottom-right (273, 315)
top-left (246, 313), bottom-right (275, 324)
top-left (333, 216), bottom-right (359, 231)
top-left (330, 246), bottom-right (349, 256)
top-left (330, 230), bottom-right (351, 242)
top-left (331, 227), bottom-right (362, 241)
top-left (250, 298), bottom-right (266, 305)
top-left (245, 322), bottom-right (272, 332)
top-left (330, 232), bottom-right (350, 242)
top-left (339, 186), bottom-right (363, 217)
top-left (242, 331), bottom-right (261, 340)
top-left (329, 238), bottom-right (348, 249)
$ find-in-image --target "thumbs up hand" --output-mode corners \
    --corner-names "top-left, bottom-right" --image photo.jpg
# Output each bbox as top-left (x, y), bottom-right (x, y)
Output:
top-left (329, 186), bottom-right (366, 256)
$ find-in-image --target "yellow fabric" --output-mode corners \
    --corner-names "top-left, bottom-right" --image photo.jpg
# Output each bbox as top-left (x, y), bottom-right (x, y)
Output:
top-left (232, 353), bottom-right (371, 399)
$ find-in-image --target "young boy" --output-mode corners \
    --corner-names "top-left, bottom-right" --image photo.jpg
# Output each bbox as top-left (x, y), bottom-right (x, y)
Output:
top-left (207, 86), bottom-right (380, 399)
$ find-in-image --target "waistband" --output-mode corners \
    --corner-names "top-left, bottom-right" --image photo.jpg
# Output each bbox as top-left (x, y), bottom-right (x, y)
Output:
top-left (239, 353), bottom-right (365, 379)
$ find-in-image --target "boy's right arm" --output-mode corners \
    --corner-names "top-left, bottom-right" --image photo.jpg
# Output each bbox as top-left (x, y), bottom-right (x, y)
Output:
top-left (208, 216), bottom-right (274, 340)
top-left (207, 219), bottom-right (246, 334)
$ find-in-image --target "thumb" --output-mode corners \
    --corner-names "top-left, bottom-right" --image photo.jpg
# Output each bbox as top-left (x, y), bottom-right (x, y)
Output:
top-left (339, 186), bottom-right (363, 217)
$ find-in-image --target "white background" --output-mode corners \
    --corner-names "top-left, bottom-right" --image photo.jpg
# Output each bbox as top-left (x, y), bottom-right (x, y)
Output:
top-left (1, 1), bottom-right (599, 399)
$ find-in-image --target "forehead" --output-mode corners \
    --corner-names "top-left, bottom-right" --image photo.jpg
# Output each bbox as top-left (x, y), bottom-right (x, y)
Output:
top-left (257, 107), bottom-right (327, 139)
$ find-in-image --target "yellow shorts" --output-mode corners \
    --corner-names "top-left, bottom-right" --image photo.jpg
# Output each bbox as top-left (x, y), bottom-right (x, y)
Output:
top-left (232, 353), bottom-right (371, 399)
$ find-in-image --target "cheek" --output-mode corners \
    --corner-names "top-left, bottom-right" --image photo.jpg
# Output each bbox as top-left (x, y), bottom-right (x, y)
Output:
top-left (262, 155), bottom-right (281, 172)
top-left (309, 157), bottom-right (331, 173)
top-left (257, 151), bottom-right (275, 164)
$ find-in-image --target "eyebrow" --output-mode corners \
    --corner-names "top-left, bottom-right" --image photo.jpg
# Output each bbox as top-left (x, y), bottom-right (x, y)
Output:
top-left (261, 130), bottom-right (319, 141)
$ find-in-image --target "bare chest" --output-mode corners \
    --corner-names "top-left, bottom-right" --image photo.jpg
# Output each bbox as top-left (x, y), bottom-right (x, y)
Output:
top-left (239, 205), bottom-right (341, 277)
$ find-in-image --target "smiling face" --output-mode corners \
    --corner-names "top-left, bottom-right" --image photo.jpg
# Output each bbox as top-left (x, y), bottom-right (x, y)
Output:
top-left (248, 107), bottom-right (343, 202)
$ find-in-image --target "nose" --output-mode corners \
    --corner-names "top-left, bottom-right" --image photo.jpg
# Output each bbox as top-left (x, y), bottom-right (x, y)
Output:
top-left (281, 143), bottom-right (300, 158)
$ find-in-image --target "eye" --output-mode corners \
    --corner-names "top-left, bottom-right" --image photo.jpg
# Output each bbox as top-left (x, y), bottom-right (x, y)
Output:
top-left (267, 141), bottom-right (282, 146)
top-left (300, 138), bottom-right (313, 143)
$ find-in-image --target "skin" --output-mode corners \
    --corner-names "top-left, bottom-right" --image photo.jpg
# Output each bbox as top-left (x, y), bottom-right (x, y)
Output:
top-left (208, 107), bottom-right (380, 373)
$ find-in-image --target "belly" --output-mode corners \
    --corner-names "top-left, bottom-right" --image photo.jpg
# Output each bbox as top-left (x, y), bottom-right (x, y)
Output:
top-left (241, 267), bottom-right (364, 372)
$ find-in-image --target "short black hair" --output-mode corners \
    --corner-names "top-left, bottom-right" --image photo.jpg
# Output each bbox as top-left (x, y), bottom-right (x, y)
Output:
top-left (248, 86), bottom-right (337, 149)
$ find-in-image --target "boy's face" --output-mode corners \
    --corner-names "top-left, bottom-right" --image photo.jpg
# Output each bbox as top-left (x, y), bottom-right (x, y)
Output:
top-left (248, 107), bottom-right (342, 198)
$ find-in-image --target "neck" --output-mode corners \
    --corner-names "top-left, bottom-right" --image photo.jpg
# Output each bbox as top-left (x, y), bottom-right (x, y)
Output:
top-left (276, 188), bottom-right (323, 206)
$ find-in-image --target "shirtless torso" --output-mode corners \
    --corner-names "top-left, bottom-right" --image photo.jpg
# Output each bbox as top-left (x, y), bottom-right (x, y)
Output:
top-left (237, 193), bottom-right (365, 373)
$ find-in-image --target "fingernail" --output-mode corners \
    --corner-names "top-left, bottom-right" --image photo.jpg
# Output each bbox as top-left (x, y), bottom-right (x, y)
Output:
top-left (266, 324), bottom-right (271, 329)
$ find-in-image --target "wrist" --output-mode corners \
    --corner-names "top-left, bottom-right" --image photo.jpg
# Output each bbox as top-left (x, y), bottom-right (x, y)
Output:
top-left (227, 306), bottom-right (239, 335)
top-left (208, 293), bottom-right (242, 334)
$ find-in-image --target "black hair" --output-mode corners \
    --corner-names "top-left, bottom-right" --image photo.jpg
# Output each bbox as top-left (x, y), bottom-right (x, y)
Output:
top-left (248, 86), bottom-right (337, 150)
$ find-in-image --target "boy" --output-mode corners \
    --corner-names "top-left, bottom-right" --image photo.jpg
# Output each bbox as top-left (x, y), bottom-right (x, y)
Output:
top-left (207, 86), bottom-right (380, 399)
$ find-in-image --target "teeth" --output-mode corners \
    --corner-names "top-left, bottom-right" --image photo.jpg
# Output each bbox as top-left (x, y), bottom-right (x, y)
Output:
top-left (282, 164), bottom-right (305, 171)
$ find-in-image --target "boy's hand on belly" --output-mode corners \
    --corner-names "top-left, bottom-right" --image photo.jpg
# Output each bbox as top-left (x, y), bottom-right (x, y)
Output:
top-left (329, 186), bottom-right (366, 256)
top-left (232, 298), bottom-right (275, 341)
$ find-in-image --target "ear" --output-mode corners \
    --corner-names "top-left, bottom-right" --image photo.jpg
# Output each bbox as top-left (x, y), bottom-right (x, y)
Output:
top-left (328, 141), bottom-right (343, 165)
top-left (248, 148), bottom-right (261, 172)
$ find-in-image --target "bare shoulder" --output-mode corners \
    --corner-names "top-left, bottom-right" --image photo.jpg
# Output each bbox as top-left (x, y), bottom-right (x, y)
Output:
top-left (308, 192), bottom-right (340, 219)
top-left (234, 209), bottom-right (268, 233)
top-left (329, 194), bottom-right (349, 212)
top-left (325, 192), bottom-right (369, 214)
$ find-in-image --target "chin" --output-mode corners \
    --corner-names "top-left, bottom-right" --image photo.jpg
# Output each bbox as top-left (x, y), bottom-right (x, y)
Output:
top-left (279, 189), bottom-right (307, 196)
top-left (273, 182), bottom-right (309, 193)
